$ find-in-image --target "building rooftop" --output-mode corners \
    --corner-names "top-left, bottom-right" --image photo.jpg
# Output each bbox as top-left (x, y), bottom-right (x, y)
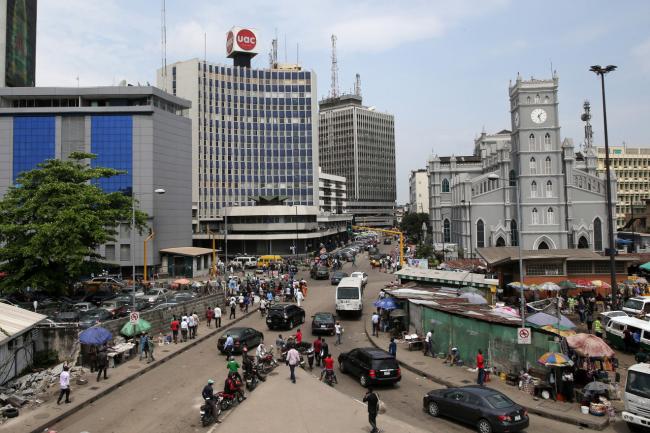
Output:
top-left (0, 304), bottom-right (47, 346)
top-left (477, 247), bottom-right (636, 266)
top-left (159, 247), bottom-right (214, 257)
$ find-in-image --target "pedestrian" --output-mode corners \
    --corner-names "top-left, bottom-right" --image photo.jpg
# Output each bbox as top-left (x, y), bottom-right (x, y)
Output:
top-left (192, 311), bottom-right (200, 338)
top-left (170, 316), bottom-right (180, 344)
top-left (229, 299), bottom-right (237, 319)
top-left (206, 307), bottom-right (214, 328)
top-left (96, 345), bottom-right (108, 382)
top-left (320, 338), bottom-right (329, 363)
top-left (147, 334), bottom-right (155, 363)
top-left (286, 344), bottom-right (301, 383)
top-left (139, 332), bottom-right (149, 361)
top-left (244, 294), bottom-right (250, 313)
top-left (296, 328), bottom-right (303, 345)
top-left (57, 365), bottom-right (71, 404)
top-left (187, 313), bottom-right (196, 339)
top-left (476, 349), bottom-right (485, 386)
top-left (296, 289), bottom-right (304, 307)
top-left (33, 299), bottom-right (38, 312)
top-left (388, 337), bottom-right (397, 357)
top-left (424, 329), bottom-right (433, 357)
top-left (180, 316), bottom-right (189, 342)
top-left (334, 321), bottom-right (343, 345)
top-left (224, 333), bottom-right (234, 356)
top-left (313, 336), bottom-right (323, 367)
top-left (363, 387), bottom-right (380, 433)
top-left (594, 317), bottom-right (603, 339)
top-left (585, 309), bottom-right (593, 334)
top-left (214, 305), bottom-right (222, 328)
top-left (371, 312), bottom-right (380, 337)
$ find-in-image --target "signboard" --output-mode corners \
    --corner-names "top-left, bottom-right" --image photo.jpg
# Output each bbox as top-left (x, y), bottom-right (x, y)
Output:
top-left (517, 327), bottom-right (531, 345)
top-left (407, 258), bottom-right (429, 269)
top-left (129, 311), bottom-right (140, 324)
top-left (4, 0), bottom-right (37, 87)
top-left (226, 27), bottom-right (258, 57)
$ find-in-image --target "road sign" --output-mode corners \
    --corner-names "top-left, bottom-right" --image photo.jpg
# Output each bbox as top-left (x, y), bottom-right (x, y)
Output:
top-left (130, 312), bottom-right (140, 324)
top-left (517, 327), bottom-right (531, 345)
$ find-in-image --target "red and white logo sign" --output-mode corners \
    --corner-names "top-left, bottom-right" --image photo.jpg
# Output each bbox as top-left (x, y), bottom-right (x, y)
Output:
top-left (226, 31), bottom-right (234, 55)
top-left (517, 327), bottom-right (531, 344)
top-left (236, 29), bottom-right (256, 51)
top-left (130, 311), bottom-right (140, 324)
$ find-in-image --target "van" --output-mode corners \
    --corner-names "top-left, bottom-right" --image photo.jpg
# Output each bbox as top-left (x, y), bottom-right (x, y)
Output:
top-left (234, 256), bottom-right (257, 269)
top-left (335, 277), bottom-right (363, 316)
top-left (622, 297), bottom-right (650, 317)
top-left (257, 255), bottom-right (283, 268)
top-left (604, 316), bottom-right (650, 352)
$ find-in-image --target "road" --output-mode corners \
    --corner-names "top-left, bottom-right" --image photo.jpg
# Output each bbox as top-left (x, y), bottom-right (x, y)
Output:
top-left (52, 246), bottom-right (624, 433)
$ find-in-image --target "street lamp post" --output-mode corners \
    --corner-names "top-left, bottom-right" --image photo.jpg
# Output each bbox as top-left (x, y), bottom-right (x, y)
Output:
top-left (590, 65), bottom-right (618, 298)
top-left (132, 188), bottom-right (166, 311)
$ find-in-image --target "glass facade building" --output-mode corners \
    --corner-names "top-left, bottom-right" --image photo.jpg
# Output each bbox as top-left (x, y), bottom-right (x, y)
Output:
top-left (91, 115), bottom-right (133, 194)
top-left (12, 115), bottom-right (55, 183)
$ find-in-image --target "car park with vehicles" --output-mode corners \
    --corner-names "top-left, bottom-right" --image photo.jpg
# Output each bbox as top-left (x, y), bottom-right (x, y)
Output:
top-left (52, 311), bottom-right (81, 324)
top-left (423, 386), bottom-right (529, 433)
top-left (266, 303), bottom-right (305, 330)
top-left (330, 271), bottom-right (349, 285)
top-left (338, 347), bottom-right (401, 387)
top-left (148, 301), bottom-right (178, 311)
top-left (217, 327), bottom-right (264, 354)
top-left (73, 301), bottom-right (94, 312)
top-left (171, 291), bottom-right (197, 303)
top-left (311, 312), bottom-right (336, 335)
top-left (310, 266), bottom-right (330, 280)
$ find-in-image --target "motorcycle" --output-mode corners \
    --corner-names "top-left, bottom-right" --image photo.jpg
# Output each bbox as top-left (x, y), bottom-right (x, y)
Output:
top-left (322, 369), bottom-right (337, 387)
top-left (218, 390), bottom-right (244, 411)
top-left (258, 348), bottom-right (278, 374)
top-left (306, 348), bottom-right (315, 370)
top-left (200, 395), bottom-right (223, 427)
top-left (244, 364), bottom-right (265, 391)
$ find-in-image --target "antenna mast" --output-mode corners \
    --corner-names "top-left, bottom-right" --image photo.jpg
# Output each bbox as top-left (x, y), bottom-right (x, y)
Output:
top-left (160, 0), bottom-right (167, 91)
top-left (354, 73), bottom-right (361, 97)
top-left (330, 34), bottom-right (339, 98)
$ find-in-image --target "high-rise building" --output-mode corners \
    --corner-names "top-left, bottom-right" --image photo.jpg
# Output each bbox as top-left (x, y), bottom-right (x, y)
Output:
top-left (318, 167), bottom-right (347, 214)
top-left (409, 169), bottom-right (429, 214)
top-left (0, 0), bottom-right (37, 87)
top-left (0, 86), bottom-right (200, 277)
top-left (319, 94), bottom-right (396, 226)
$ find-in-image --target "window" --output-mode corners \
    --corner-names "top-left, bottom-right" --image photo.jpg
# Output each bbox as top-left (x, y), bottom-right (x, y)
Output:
top-left (531, 181), bottom-right (537, 198)
top-left (567, 261), bottom-right (591, 274)
top-left (547, 207), bottom-right (554, 224)
top-left (529, 133), bottom-right (535, 150)
top-left (532, 208), bottom-right (539, 225)
top-left (91, 115), bottom-right (133, 194)
top-left (546, 180), bottom-right (553, 197)
top-left (120, 244), bottom-right (130, 261)
top-left (526, 262), bottom-right (561, 275)
top-left (12, 116), bottom-right (56, 184)
top-left (443, 219), bottom-right (451, 242)
top-left (545, 156), bottom-right (551, 174)
top-left (526, 96), bottom-right (531, 104)
top-left (594, 218), bottom-right (603, 251)
top-left (511, 220), bottom-right (518, 246)
top-left (509, 169), bottom-right (516, 187)
top-left (538, 241), bottom-right (550, 250)
top-left (441, 178), bottom-right (450, 193)
top-left (476, 219), bottom-right (485, 248)
top-left (496, 237), bottom-right (506, 247)
top-left (544, 95), bottom-right (550, 104)
top-left (577, 236), bottom-right (589, 249)
top-left (535, 94), bottom-right (540, 104)
top-left (529, 157), bottom-right (536, 175)
top-left (105, 245), bottom-right (115, 261)
top-left (544, 133), bottom-right (551, 150)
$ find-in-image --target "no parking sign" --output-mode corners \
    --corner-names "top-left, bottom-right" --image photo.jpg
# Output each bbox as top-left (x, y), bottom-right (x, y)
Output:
top-left (517, 327), bottom-right (531, 345)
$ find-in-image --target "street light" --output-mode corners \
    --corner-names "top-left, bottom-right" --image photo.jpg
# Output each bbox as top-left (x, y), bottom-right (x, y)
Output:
top-left (590, 64), bottom-right (618, 298)
top-left (488, 173), bottom-right (525, 327)
top-left (132, 188), bottom-right (165, 311)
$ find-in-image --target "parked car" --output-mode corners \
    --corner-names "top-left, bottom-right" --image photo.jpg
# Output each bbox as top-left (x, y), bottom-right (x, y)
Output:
top-left (72, 301), bottom-right (94, 312)
top-left (83, 291), bottom-right (116, 306)
top-left (120, 287), bottom-right (146, 298)
top-left (350, 271), bottom-right (368, 287)
top-left (89, 276), bottom-right (126, 288)
top-left (148, 301), bottom-right (178, 311)
top-left (423, 386), bottom-right (529, 433)
top-left (100, 299), bottom-right (129, 318)
top-left (114, 296), bottom-right (149, 313)
top-left (217, 327), bottom-right (264, 354)
top-left (143, 288), bottom-right (171, 304)
top-left (330, 271), bottom-right (349, 285)
top-left (266, 303), bottom-right (305, 330)
top-left (52, 311), bottom-right (81, 324)
top-left (310, 266), bottom-right (330, 280)
top-left (171, 291), bottom-right (197, 303)
top-left (78, 308), bottom-right (114, 329)
top-left (338, 347), bottom-right (401, 387)
top-left (311, 312), bottom-right (336, 335)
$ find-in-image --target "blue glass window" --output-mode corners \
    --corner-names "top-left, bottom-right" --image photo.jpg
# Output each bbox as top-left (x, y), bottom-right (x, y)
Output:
top-left (12, 116), bottom-right (56, 183)
top-left (91, 115), bottom-right (133, 194)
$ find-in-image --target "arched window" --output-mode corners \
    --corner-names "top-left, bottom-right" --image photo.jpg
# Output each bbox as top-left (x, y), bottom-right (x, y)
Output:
top-left (535, 94), bottom-right (540, 104)
top-left (544, 133), bottom-right (552, 150)
top-left (538, 241), bottom-right (549, 250)
top-left (526, 96), bottom-right (531, 104)
top-left (529, 157), bottom-right (537, 175)
top-left (528, 133), bottom-right (535, 150)
top-left (511, 219), bottom-right (518, 246)
top-left (532, 208), bottom-right (539, 225)
top-left (496, 237), bottom-right (506, 247)
top-left (476, 219), bottom-right (485, 248)
top-left (545, 156), bottom-right (552, 174)
top-left (531, 181), bottom-right (538, 198)
top-left (546, 180), bottom-right (553, 197)
top-left (441, 178), bottom-right (450, 193)
top-left (544, 95), bottom-right (550, 104)
top-left (578, 236), bottom-right (589, 249)
top-left (547, 207), bottom-right (554, 224)
top-left (594, 218), bottom-right (603, 251)
top-left (443, 219), bottom-right (451, 242)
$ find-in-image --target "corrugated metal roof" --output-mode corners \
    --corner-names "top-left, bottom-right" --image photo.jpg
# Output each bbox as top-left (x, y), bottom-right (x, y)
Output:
top-left (0, 304), bottom-right (47, 346)
top-left (477, 247), bottom-right (636, 266)
top-left (395, 268), bottom-right (498, 288)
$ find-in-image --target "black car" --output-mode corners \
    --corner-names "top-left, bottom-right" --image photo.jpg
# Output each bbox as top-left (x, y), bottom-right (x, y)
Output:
top-left (83, 291), bottom-right (116, 306)
top-left (52, 311), bottom-right (81, 324)
top-left (311, 312), bottom-right (336, 335)
top-left (171, 291), bottom-right (196, 303)
top-left (330, 271), bottom-right (349, 285)
top-left (338, 347), bottom-right (401, 387)
top-left (310, 266), bottom-right (330, 280)
top-left (423, 386), bottom-right (529, 433)
top-left (266, 303), bottom-right (305, 330)
top-left (217, 327), bottom-right (264, 354)
top-left (78, 308), bottom-right (115, 329)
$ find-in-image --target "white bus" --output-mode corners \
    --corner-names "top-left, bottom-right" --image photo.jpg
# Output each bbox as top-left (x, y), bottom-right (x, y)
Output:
top-left (335, 277), bottom-right (363, 316)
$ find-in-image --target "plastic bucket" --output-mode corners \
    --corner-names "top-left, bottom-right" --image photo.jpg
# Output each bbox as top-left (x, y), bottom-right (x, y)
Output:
top-left (581, 406), bottom-right (589, 415)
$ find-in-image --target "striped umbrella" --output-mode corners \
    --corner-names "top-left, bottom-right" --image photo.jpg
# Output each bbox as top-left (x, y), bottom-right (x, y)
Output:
top-left (591, 280), bottom-right (611, 289)
top-left (507, 281), bottom-right (528, 290)
top-left (537, 352), bottom-right (573, 367)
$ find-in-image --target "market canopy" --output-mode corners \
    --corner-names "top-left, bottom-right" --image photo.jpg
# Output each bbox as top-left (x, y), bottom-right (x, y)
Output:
top-left (374, 297), bottom-right (398, 310)
top-left (565, 333), bottom-right (615, 358)
top-left (120, 318), bottom-right (152, 337)
top-left (640, 262), bottom-right (650, 271)
top-left (79, 326), bottom-right (112, 345)
top-left (526, 311), bottom-right (576, 330)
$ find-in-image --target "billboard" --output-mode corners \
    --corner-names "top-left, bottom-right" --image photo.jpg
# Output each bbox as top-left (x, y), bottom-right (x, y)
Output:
top-left (5, 0), bottom-right (37, 87)
top-left (226, 27), bottom-right (258, 57)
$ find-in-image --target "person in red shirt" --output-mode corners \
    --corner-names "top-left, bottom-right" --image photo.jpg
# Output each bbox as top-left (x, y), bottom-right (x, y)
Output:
top-left (295, 328), bottom-right (303, 344)
top-left (206, 307), bottom-right (214, 328)
top-left (170, 316), bottom-right (180, 344)
top-left (320, 354), bottom-right (337, 383)
top-left (313, 337), bottom-right (322, 367)
top-left (476, 349), bottom-right (485, 386)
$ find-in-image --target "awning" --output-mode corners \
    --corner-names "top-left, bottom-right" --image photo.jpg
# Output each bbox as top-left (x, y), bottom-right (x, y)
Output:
top-left (159, 247), bottom-right (214, 257)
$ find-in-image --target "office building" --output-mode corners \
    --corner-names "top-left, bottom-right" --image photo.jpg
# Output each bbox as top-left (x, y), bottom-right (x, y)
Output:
top-left (0, 86), bottom-right (203, 277)
top-left (0, 0), bottom-right (37, 87)
top-left (318, 167), bottom-right (347, 214)
top-left (319, 94), bottom-right (396, 227)
top-left (428, 74), bottom-right (615, 258)
top-left (409, 169), bottom-right (429, 214)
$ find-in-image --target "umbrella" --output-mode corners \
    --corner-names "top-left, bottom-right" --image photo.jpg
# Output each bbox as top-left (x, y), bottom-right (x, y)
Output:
top-left (79, 326), bottom-right (113, 345)
top-left (526, 311), bottom-right (576, 330)
top-left (120, 318), bottom-right (152, 337)
top-left (491, 306), bottom-right (520, 317)
top-left (374, 297), bottom-right (398, 310)
top-left (173, 278), bottom-right (191, 285)
top-left (557, 280), bottom-right (577, 289)
top-left (616, 238), bottom-right (633, 245)
top-left (540, 325), bottom-right (576, 337)
top-left (583, 381), bottom-right (610, 393)
top-left (459, 292), bottom-right (488, 305)
top-left (591, 280), bottom-right (611, 289)
top-left (641, 262), bottom-right (650, 272)
top-left (508, 281), bottom-right (528, 290)
top-left (565, 333), bottom-right (615, 358)
top-left (573, 279), bottom-right (594, 289)
top-left (636, 277), bottom-right (648, 284)
top-left (538, 282), bottom-right (561, 291)
top-left (538, 352), bottom-right (573, 367)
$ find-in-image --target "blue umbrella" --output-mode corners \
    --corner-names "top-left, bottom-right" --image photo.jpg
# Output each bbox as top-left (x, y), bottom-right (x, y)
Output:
top-left (616, 238), bottom-right (633, 245)
top-left (79, 326), bottom-right (113, 345)
top-left (374, 297), bottom-right (398, 310)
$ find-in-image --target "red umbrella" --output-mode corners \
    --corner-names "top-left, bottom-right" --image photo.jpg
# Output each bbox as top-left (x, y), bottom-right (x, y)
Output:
top-left (565, 333), bottom-right (615, 358)
top-left (573, 279), bottom-right (594, 289)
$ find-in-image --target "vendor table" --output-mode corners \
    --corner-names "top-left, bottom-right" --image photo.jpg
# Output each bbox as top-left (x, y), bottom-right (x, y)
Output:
top-left (107, 342), bottom-right (136, 368)
top-left (406, 339), bottom-right (424, 351)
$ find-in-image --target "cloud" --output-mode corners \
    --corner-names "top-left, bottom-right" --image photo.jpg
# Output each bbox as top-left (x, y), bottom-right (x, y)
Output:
top-left (631, 38), bottom-right (650, 72)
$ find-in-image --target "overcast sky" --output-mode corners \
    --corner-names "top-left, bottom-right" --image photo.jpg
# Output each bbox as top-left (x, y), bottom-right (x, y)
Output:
top-left (36, 0), bottom-right (650, 203)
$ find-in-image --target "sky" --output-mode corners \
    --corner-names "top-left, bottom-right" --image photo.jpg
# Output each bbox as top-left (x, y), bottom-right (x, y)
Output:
top-left (36, 0), bottom-right (650, 203)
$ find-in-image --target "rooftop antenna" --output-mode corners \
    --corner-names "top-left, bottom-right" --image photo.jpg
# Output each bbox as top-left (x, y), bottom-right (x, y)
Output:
top-left (330, 34), bottom-right (339, 98)
top-left (354, 73), bottom-right (361, 97)
top-left (269, 31), bottom-right (278, 68)
top-left (160, 0), bottom-right (167, 91)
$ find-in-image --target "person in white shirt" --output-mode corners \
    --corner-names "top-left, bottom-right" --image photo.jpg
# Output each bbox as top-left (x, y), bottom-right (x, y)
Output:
top-left (286, 346), bottom-right (301, 384)
top-left (180, 318), bottom-right (189, 342)
top-left (57, 365), bottom-right (71, 404)
top-left (192, 312), bottom-right (200, 338)
top-left (295, 289), bottom-right (304, 307)
top-left (187, 314), bottom-right (195, 339)
top-left (214, 305), bottom-right (222, 328)
top-left (256, 342), bottom-right (267, 361)
top-left (424, 329), bottom-right (433, 357)
top-left (334, 321), bottom-right (343, 345)
top-left (371, 313), bottom-right (380, 336)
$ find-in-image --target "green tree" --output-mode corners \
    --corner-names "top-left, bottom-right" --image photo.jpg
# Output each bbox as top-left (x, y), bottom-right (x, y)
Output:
top-left (0, 153), bottom-right (148, 295)
top-left (399, 212), bottom-right (429, 243)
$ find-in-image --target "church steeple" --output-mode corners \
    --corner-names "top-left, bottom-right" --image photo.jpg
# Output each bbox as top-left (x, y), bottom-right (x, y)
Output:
top-left (582, 100), bottom-right (597, 176)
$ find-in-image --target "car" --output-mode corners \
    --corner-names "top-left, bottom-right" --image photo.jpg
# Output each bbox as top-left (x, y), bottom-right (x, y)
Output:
top-left (330, 271), bottom-right (349, 285)
top-left (367, 246), bottom-right (379, 255)
top-left (114, 296), bottom-right (149, 313)
top-left (266, 303), bottom-right (306, 330)
top-left (338, 347), bottom-right (401, 387)
top-left (89, 276), bottom-right (126, 288)
top-left (143, 288), bottom-right (171, 304)
top-left (148, 301), bottom-right (178, 311)
top-left (599, 310), bottom-right (629, 327)
top-left (52, 311), bottom-right (81, 323)
top-left (350, 271), bottom-right (368, 287)
top-left (73, 301), bottom-right (94, 312)
top-left (78, 308), bottom-right (115, 329)
top-left (311, 312), bottom-right (336, 335)
top-left (369, 253), bottom-right (384, 261)
top-left (423, 386), bottom-right (529, 433)
top-left (83, 291), bottom-right (117, 306)
top-left (383, 238), bottom-right (392, 245)
top-left (100, 299), bottom-right (129, 318)
top-left (171, 291), bottom-right (197, 303)
top-left (310, 266), bottom-right (330, 280)
top-left (217, 327), bottom-right (264, 354)
top-left (120, 287), bottom-right (146, 298)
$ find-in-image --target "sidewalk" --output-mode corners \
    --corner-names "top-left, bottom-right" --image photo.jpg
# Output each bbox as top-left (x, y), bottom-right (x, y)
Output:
top-left (365, 323), bottom-right (611, 431)
top-left (2, 308), bottom-right (258, 433)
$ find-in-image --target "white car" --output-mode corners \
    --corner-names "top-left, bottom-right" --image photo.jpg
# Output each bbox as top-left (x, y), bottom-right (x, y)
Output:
top-left (350, 271), bottom-right (368, 287)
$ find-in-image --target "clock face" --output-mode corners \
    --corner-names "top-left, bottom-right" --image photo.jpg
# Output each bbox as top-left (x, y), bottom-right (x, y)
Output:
top-left (513, 112), bottom-right (519, 127)
top-left (531, 108), bottom-right (547, 124)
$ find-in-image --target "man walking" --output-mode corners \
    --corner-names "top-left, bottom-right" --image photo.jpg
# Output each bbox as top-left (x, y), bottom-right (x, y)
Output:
top-left (476, 349), bottom-right (485, 386)
top-left (206, 307), bottom-right (214, 328)
top-left (363, 387), bottom-right (380, 433)
top-left (139, 332), bottom-right (149, 361)
top-left (170, 316), bottom-right (180, 344)
top-left (371, 312), bottom-right (380, 337)
top-left (56, 365), bottom-right (71, 404)
top-left (286, 344), bottom-right (301, 383)
top-left (424, 329), bottom-right (433, 357)
top-left (96, 345), bottom-right (109, 382)
top-left (192, 311), bottom-right (200, 338)
top-left (180, 316), bottom-right (189, 342)
top-left (334, 321), bottom-right (343, 346)
top-left (229, 298), bottom-right (237, 319)
top-left (388, 337), bottom-right (397, 357)
top-left (214, 305), bottom-right (222, 328)
top-left (313, 336), bottom-right (323, 367)
top-left (295, 288), bottom-right (304, 307)
top-left (224, 334), bottom-right (234, 357)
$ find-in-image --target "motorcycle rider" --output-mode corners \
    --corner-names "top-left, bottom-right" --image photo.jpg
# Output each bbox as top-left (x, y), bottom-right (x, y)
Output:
top-left (201, 379), bottom-right (222, 423)
top-left (242, 347), bottom-right (266, 382)
top-left (259, 298), bottom-right (267, 316)
top-left (320, 354), bottom-right (338, 384)
top-left (224, 371), bottom-right (246, 401)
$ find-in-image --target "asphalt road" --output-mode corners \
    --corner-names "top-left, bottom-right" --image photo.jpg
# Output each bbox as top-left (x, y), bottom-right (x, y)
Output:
top-left (52, 246), bottom-right (623, 433)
